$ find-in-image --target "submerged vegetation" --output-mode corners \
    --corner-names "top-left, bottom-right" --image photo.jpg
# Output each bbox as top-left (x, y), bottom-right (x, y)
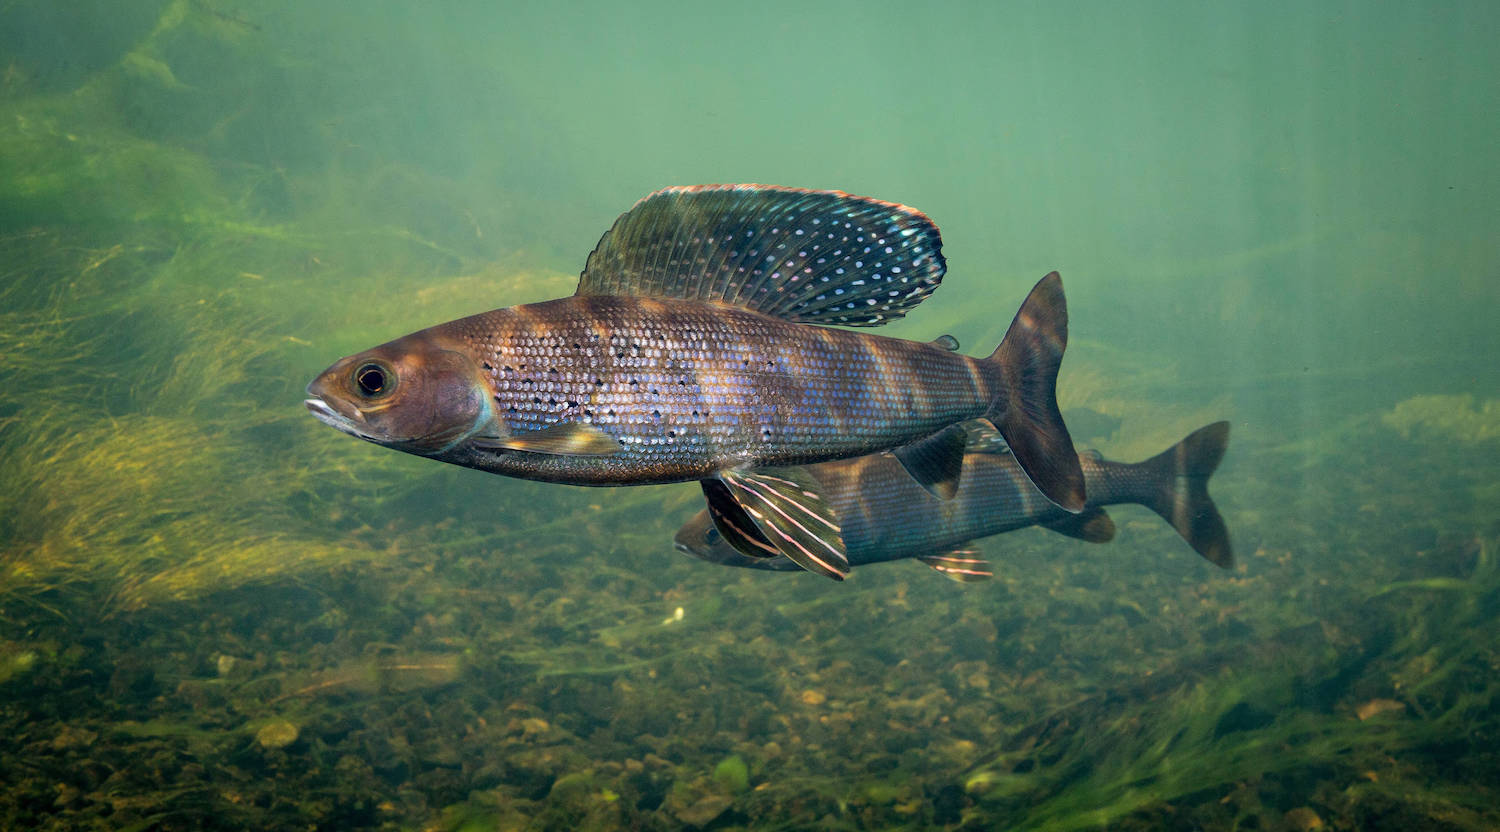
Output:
top-left (2, 1), bottom-right (1498, 830)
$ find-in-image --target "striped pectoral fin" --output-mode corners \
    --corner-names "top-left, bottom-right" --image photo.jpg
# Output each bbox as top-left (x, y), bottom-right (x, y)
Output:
top-left (471, 421), bottom-right (622, 455)
top-left (917, 547), bottom-right (993, 582)
top-left (709, 467), bottom-right (850, 581)
top-left (892, 424), bottom-right (968, 500)
top-left (1040, 507), bottom-right (1116, 543)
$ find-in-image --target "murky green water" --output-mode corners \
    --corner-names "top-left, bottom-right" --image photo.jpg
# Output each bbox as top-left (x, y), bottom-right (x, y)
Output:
top-left (2, 1), bottom-right (1497, 829)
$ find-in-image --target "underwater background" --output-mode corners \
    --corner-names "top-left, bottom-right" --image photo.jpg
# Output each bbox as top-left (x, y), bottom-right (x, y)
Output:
top-left (2, 1), bottom-right (1497, 829)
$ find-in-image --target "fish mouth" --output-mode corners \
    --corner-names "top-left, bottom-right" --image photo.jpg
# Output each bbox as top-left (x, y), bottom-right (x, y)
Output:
top-left (304, 397), bottom-right (380, 443)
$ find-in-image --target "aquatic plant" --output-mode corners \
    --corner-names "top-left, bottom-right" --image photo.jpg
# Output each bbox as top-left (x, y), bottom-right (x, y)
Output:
top-left (2, 2), bottom-right (1498, 829)
top-left (1383, 393), bottom-right (1500, 444)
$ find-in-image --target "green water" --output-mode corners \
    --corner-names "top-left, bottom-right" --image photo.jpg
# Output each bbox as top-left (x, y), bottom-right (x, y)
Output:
top-left (2, 1), bottom-right (1497, 829)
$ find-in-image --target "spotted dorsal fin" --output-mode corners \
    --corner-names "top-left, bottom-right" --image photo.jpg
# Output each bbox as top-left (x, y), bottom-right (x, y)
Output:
top-left (577, 185), bottom-right (946, 326)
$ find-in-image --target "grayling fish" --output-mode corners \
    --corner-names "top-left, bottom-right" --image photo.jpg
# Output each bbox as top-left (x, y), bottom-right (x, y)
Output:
top-left (305, 185), bottom-right (1085, 580)
top-left (674, 422), bottom-right (1233, 579)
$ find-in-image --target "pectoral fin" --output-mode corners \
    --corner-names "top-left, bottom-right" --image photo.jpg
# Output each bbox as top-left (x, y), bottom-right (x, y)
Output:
top-left (709, 467), bottom-right (849, 580)
top-left (893, 424), bottom-right (968, 500)
top-left (917, 547), bottom-right (993, 582)
top-left (1041, 507), bottom-right (1116, 543)
top-left (472, 421), bottom-right (622, 455)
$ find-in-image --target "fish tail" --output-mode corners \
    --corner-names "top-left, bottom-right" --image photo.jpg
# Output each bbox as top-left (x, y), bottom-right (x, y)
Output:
top-left (985, 272), bottom-right (1086, 512)
top-left (1137, 421), bottom-right (1234, 568)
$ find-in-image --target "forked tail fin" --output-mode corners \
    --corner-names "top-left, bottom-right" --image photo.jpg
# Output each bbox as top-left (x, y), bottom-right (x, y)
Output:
top-left (1139, 421), bottom-right (1234, 568)
top-left (987, 272), bottom-right (1086, 513)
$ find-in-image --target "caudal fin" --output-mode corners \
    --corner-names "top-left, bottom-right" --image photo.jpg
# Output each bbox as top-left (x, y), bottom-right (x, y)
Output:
top-left (1139, 421), bottom-right (1233, 568)
top-left (988, 272), bottom-right (1086, 513)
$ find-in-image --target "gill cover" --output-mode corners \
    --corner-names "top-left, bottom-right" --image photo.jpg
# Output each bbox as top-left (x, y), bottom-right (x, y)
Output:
top-left (307, 335), bottom-right (494, 455)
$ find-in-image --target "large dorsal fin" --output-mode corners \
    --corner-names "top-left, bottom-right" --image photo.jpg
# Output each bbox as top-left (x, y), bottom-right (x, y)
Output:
top-left (577, 185), bottom-right (946, 326)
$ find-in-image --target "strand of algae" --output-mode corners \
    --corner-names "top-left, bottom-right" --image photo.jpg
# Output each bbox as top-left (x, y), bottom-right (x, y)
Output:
top-left (957, 536), bottom-right (1499, 830)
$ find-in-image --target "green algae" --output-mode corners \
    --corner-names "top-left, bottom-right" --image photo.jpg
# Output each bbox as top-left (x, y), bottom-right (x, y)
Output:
top-left (1, 3), bottom-right (1498, 831)
top-left (1383, 394), bottom-right (1500, 444)
top-left (713, 754), bottom-right (751, 794)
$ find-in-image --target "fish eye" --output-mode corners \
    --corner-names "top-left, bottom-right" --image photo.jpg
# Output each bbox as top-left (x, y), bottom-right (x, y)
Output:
top-left (705, 527), bottom-right (722, 545)
top-left (353, 363), bottom-right (392, 398)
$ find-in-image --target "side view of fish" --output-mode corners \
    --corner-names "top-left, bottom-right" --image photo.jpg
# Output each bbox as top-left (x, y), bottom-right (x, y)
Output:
top-left (673, 421), bottom-right (1233, 580)
top-left (305, 185), bottom-right (1086, 580)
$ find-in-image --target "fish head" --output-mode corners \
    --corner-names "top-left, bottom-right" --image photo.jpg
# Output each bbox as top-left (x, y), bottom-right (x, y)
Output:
top-left (304, 332), bottom-right (498, 455)
top-left (673, 510), bottom-right (727, 562)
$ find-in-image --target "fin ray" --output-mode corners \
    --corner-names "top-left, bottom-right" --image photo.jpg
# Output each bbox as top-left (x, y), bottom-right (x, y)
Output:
top-left (1140, 421), bottom-right (1234, 568)
top-left (577, 185), bottom-right (946, 326)
top-left (699, 482), bottom-right (785, 559)
top-left (918, 547), bottom-right (993, 582)
top-left (713, 467), bottom-right (850, 580)
top-left (987, 272), bottom-right (1087, 512)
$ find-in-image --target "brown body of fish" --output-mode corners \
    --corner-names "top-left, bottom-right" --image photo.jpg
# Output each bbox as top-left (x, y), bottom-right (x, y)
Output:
top-left (317, 293), bottom-right (1021, 486)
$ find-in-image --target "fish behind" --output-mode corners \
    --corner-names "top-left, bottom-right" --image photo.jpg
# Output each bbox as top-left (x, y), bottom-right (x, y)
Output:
top-left (675, 421), bottom-right (1233, 579)
top-left (305, 185), bottom-right (1085, 580)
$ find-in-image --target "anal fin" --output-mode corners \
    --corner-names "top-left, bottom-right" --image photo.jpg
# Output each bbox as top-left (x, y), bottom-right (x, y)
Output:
top-left (893, 424), bottom-right (968, 500)
top-left (712, 467), bottom-right (849, 580)
top-left (1041, 507), bottom-right (1116, 543)
top-left (472, 421), bottom-right (622, 455)
top-left (917, 547), bottom-right (993, 582)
